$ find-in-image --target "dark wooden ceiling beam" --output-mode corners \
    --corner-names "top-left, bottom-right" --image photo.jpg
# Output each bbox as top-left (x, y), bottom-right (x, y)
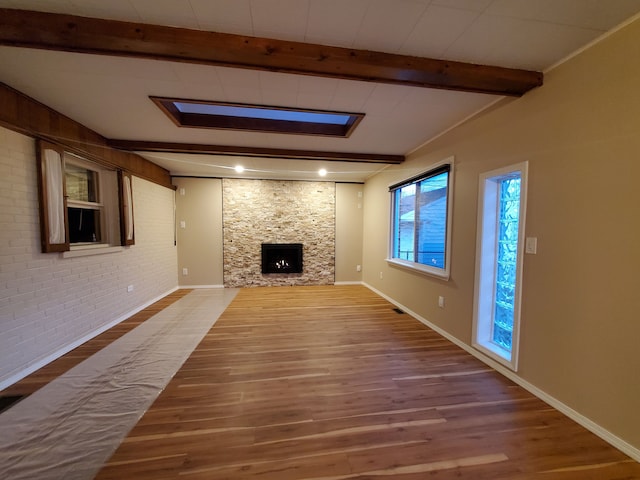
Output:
top-left (0, 9), bottom-right (542, 97)
top-left (0, 82), bottom-right (173, 189)
top-left (108, 140), bottom-right (405, 164)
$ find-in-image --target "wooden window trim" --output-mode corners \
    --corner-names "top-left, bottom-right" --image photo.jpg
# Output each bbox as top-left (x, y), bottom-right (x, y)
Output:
top-left (37, 139), bottom-right (136, 252)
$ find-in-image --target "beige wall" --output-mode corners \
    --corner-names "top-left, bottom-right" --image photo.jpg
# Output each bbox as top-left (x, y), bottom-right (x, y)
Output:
top-left (362, 19), bottom-right (640, 451)
top-left (174, 178), bottom-right (364, 286)
top-left (335, 183), bottom-right (364, 283)
top-left (173, 177), bottom-right (224, 287)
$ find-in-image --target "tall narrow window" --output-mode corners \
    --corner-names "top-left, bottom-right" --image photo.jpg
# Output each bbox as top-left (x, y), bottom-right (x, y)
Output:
top-left (388, 160), bottom-right (453, 279)
top-left (473, 162), bottom-right (528, 371)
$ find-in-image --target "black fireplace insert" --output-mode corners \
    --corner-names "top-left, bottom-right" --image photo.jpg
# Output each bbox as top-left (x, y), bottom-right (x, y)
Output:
top-left (261, 243), bottom-right (303, 274)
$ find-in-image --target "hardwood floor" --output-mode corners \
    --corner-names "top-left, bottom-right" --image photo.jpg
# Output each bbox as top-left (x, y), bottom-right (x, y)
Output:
top-left (90, 285), bottom-right (640, 480)
top-left (0, 289), bottom-right (192, 398)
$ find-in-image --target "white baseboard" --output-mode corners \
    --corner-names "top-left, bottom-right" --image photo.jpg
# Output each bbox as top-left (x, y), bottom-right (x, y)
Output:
top-left (179, 284), bottom-right (225, 289)
top-left (363, 282), bottom-right (640, 463)
top-left (0, 286), bottom-right (179, 391)
top-left (334, 281), bottom-right (364, 286)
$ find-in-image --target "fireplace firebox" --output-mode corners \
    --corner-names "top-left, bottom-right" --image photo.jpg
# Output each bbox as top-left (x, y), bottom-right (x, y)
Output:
top-left (261, 243), bottom-right (303, 274)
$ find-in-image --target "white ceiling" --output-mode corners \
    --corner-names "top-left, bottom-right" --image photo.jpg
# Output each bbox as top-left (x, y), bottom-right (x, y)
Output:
top-left (1, 0), bottom-right (639, 182)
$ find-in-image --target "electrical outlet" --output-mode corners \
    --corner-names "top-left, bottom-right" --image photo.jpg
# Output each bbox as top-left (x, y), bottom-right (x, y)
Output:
top-left (356, 265), bottom-right (361, 272)
top-left (182, 268), bottom-right (188, 276)
top-left (379, 271), bottom-right (383, 279)
top-left (438, 296), bottom-right (445, 308)
top-left (180, 220), bottom-right (186, 229)
top-left (127, 285), bottom-right (134, 293)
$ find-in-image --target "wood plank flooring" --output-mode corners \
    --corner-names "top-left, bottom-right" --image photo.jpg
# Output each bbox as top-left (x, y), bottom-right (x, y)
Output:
top-left (0, 289), bottom-right (192, 398)
top-left (92, 285), bottom-right (640, 480)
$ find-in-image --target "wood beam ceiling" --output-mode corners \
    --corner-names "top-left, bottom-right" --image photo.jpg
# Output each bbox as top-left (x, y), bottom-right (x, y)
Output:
top-left (108, 140), bottom-right (405, 164)
top-left (0, 82), bottom-right (173, 189)
top-left (0, 9), bottom-right (542, 97)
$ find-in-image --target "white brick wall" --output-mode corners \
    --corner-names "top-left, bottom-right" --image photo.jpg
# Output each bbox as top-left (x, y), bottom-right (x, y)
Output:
top-left (0, 127), bottom-right (178, 388)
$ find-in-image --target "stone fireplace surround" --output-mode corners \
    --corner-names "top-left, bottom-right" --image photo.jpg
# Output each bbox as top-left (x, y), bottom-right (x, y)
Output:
top-left (222, 179), bottom-right (335, 287)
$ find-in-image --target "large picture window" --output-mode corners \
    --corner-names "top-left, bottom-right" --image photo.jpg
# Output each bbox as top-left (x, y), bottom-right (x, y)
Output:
top-left (388, 161), bottom-right (453, 279)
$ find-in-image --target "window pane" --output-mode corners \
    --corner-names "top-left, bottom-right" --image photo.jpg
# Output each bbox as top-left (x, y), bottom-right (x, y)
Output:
top-left (492, 177), bottom-right (521, 350)
top-left (393, 184), bottom-right (416, 261)
top-left (416, 172), bottom-right (448, 268)
top-left (175, 102), bottom-right (351, 125)
top-left (66, 164), bottom-right (98, 203)
top-left (68, 207), bottom-right (101, 243)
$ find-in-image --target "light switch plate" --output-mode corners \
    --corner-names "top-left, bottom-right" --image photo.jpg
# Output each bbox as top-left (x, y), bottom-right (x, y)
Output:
top-left (525, 237), bottom-right (537, 254)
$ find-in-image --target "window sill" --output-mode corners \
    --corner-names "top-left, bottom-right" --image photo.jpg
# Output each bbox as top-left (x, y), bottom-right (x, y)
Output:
top-left (62, 245), bottom-right (125, 258)
top-left (473, 341), bottom-right (517, 372)
top-left (386, 258), bottom-right (450, 281)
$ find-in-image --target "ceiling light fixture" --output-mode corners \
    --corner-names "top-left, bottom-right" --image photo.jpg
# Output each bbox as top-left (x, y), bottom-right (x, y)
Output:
top-left (235, 165), bottom-right (245, 173)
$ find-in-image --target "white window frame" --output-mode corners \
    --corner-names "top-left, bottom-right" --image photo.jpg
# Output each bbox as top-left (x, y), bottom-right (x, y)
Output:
top-left (65, 154), bottom-right (106, 247)
top-left (472, 161), bottom-right (528, 371)
top-left (386, 158), bottom-right (454, 280)
top-left (65, 153), bottom-right (122, 250)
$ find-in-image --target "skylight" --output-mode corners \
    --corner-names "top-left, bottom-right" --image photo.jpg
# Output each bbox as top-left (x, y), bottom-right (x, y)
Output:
top-left (152, 97), bottom-right (363, 137)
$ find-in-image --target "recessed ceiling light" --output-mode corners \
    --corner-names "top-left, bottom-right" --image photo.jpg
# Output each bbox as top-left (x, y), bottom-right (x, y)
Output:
top-left (319, 168), bottom-right (327, 177)
top-left (235, 165), bottom-right (245, 173)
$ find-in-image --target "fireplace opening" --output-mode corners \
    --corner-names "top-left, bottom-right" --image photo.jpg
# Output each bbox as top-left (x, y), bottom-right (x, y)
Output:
top-left (262, 243), bottom-right (303, 274)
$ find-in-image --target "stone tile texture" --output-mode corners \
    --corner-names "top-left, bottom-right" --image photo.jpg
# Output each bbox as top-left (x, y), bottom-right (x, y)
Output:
top-left (223, 179), bottom-right (335, 287)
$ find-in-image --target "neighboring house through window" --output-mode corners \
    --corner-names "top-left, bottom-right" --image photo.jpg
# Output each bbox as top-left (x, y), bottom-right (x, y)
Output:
top-left (387, 159), bottom-right (453, 280)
